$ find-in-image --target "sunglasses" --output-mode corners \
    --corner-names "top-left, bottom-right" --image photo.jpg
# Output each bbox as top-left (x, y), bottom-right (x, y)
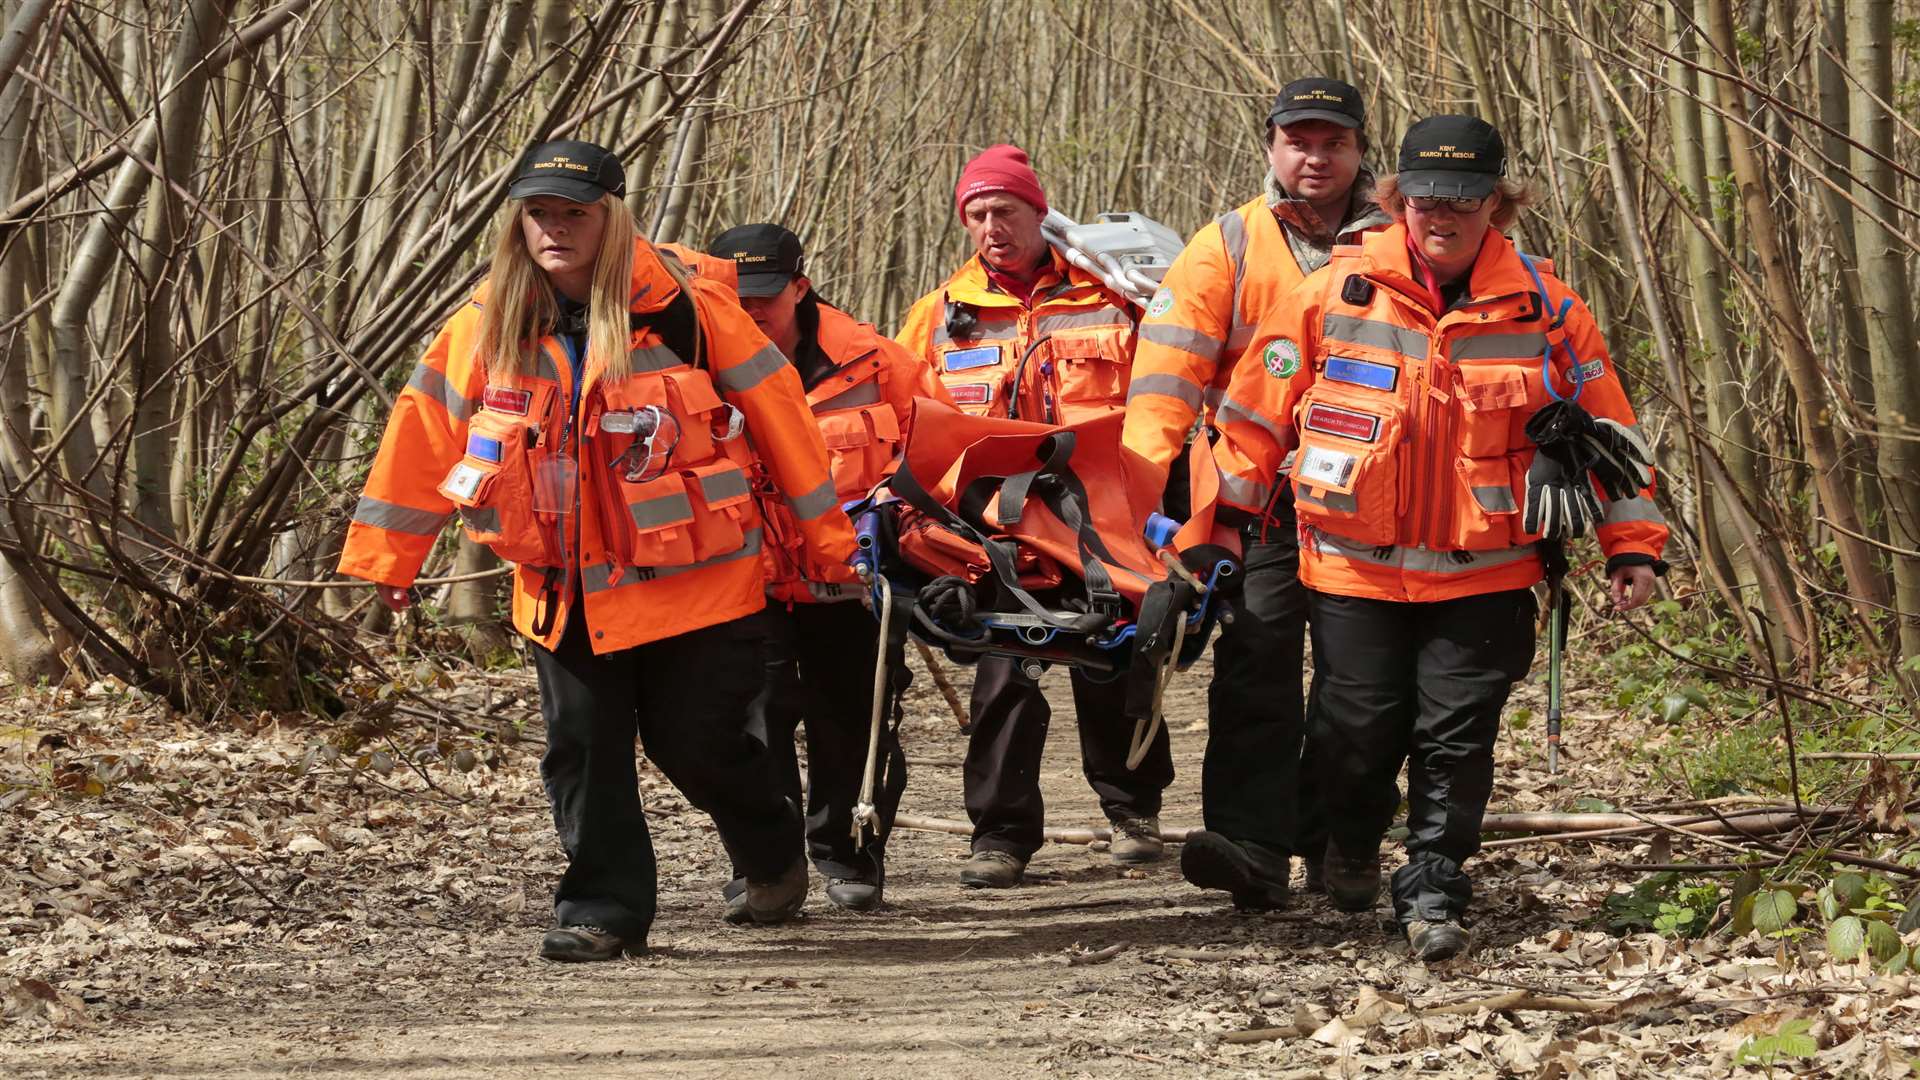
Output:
top-left (604, 405), bottom-right (680, 483)
top-left (1406, 195), bottom-right (1486, 213)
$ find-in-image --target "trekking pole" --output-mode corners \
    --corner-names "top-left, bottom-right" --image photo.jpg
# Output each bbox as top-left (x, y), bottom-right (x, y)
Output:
top-left (1542, 541), bottom-right (1569, 774)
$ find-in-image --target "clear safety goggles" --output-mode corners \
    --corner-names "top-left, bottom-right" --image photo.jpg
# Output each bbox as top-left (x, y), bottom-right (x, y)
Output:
top-left (1405, 194), bottom-right (1486, 213)
top-left (604, 405), bottom-right (680, 483)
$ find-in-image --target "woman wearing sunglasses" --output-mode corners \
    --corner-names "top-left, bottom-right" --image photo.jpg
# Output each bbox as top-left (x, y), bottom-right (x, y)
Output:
top-left (1207, 116), bottom-right (1667, 960)
top-left (337, 140), bottom-right (857, 961)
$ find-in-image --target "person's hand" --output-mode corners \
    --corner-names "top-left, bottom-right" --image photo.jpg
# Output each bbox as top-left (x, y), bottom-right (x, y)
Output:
top-left (376, 585), bottom-right (412, 612)
top-left (1610, 564), bottom-right (1656, 611)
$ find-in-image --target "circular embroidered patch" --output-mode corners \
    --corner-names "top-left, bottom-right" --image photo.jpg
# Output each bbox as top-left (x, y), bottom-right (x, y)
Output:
top-left (1264, 338), bottom-right (1302, 378)
top-left (1146, 287), bottom-right (1175, 317)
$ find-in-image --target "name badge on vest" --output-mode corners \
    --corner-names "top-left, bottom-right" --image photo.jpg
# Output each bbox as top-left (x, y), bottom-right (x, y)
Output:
top-left (441, 461), bottom-right (486, 502)
top-left (483, 386), bottom-right (532, 415)
top-left (1303, 403), bottom-right (1382, 443)
top-left (944, 345), bottom-right (1001, 372)
top-left (948, 382), bottom-right (993, 406)
top-left (1297, 445), bottom-right (1358, 488)
top-left (1324, 355), bottom-right (1398, 392)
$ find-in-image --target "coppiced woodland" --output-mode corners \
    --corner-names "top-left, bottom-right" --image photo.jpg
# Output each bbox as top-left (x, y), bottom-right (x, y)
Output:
top-left (0, 0), bottom-right (1916, 722)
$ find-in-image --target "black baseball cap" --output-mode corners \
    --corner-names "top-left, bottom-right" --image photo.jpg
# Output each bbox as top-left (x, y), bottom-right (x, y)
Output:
top-left (508, 139), bottom-right (625, 202)
top-left (709, 223), bottom-right (805, 298)
top-left (1397, 115), bottom-right (1506, 199)
top-left (1267, 77), bottom-right (1365, 130)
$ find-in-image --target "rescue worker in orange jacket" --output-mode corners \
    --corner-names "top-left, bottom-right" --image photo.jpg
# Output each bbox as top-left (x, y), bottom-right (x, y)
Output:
top-left (895, 144), bottom-right (1174, 887)
top-left (705, 224), bottom-right (951, 915)
top-left (337, 142), bottom-right (858, 961)
top-left (1213, 117), bottom-right (1666, 960)
top-left (1120, 77), bottom-right (1390, 910)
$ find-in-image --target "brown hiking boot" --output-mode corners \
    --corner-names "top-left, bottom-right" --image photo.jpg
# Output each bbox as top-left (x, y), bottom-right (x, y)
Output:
top-left (1109, 817), bottom-right (1165, 865)
top-left (745, 857), bottom-right (808, 925)
top-left (959, 849), bottom-right (1026, 888)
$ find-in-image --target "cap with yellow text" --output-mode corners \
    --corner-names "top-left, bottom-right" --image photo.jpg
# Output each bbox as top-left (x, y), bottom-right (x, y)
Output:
top-left (709, 223), bottom-right (805, 299)
top-left (1396, 115), bottom-right (1506, 199)
top-left (1267, 77), bottom-right (1366, 130)
top-left (508, 139), bottom-right (626, 203)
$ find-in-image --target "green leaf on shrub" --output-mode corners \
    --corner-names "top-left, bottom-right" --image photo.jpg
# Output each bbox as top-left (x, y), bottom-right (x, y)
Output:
top-left (1659, 693), bottom-right (1692, 724)
top-left (1752, 889), bottom-right (1797, 934)
top-left (1868, 918), bottom-right (1903, 963)
top-left (1833, 873), bottom-right (1869, 912)
top-left (1828, 915), bottom-right (1866, 961)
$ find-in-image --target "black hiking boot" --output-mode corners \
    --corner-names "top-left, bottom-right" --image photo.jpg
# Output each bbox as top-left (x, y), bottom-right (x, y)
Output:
top-left (539, 924), bottom-right (642, 962)
top-left (1407, 919), bottom-right (1472, 962)
top-left (825, 878), bottom-right (882, 912)
top-left (1179, 830), bottom-right (1290, 911)
top-left (1321, 840), bottom-right (1382, 913)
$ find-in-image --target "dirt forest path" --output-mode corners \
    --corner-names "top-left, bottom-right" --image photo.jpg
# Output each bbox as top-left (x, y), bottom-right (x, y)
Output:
top-left (6, 647), bottom-right (1920, 1078)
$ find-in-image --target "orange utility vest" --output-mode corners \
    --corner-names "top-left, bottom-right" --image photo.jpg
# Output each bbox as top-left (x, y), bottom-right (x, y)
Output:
top-left (1121, 191), bottom-right (1389, 471)
top-left (761, 300), bottom-right (953, 604)
top-left (894, 251), bottom-right (1136, 424)
top-left (1212, 224), bottom-right (1668, 603)
top-left (338, 239), bottom-right (856, 653)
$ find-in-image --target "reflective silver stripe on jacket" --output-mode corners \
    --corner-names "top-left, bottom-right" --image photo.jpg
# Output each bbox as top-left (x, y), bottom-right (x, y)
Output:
top-left (1218, 210), bottom-right (1250, 354)
top-left (1217, 470), bottom-right (1271, 511)
top-left (406, 365), bottom-right (477, 423)
top-left (1036, 306), bottom-right (1129, 335)
top-left (459, 506), bottom-right (500, 534)
top-left (815, 379), bottom-right (882, 412)
top-left (1125, 372), bottom-right (1207, 410)
top-left (353, 496), bottom-right (449, 537)
top-left (1312, 531), bottom-right (1538, 574)
top-left (628, 343), bottom-right (686, 373)
top-left (1601, 494), bottom-right (1665, 526)
top-left (930, 316), bottom-right (1019, 347)
top-left (1214, 396), bottom-right (1289, 444)
top-left (629, 490), bottom-right (693, 529)
top-left (580, 528), bottom-right (765, 591)
top-left (1322, 313), bottom-right (1430, 360)
top-left (718, 345), bottom-right (789, 393)
top-left (1138, 322), bottom-right (1223, 362)
top-left (1448, 332), bottom-right (1548, 362)
top-left (699, 467), bottom-right (753, 505)
top-left (785, 478), bottom-right (839, 520)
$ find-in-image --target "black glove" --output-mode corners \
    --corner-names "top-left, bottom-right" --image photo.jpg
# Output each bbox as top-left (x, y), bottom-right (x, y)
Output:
top-left (1580, 418), bottom-right (1654, 501)
top-left (1525, 400), bottom-right (1652, 504)
top-left (1522, 446), bottom-right (1602, 540)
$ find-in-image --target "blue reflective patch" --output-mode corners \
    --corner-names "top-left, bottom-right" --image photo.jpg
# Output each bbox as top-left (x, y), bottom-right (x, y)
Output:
top-left (466, 434), bottom-right (503, 463)
top-left (944, 345), bottom-right (1002, 372)
top-left (1324, 355), bottom-right (1398, 391)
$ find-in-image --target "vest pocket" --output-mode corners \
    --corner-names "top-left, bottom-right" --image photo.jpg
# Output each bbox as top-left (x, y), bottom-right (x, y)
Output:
top-left (1049, 334), bottom-right (1127, 422)
top-left (1455, 362), bottom-right (1529, 458)
top-left (438, 409), bottom-right (563, 566)
top-left (1446, 452), bottom-right (1521, 549)
top-left (684, 460), bottom-right (755, 561)
top-left (818, 403), bottom-right (900, 501)
top-left (610, 470), bottom-right (698, 568)
top-left (1288, 391), bottom-right (1403, 546)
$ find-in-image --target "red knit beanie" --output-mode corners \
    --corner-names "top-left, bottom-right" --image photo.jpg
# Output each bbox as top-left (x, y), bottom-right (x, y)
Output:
top-left (954, 144), bottom-right (1048, 216)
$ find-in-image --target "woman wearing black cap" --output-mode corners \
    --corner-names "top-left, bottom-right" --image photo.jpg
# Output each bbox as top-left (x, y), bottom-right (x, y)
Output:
top-left (337, 140), bottom-right (858, 960)
top-left (1210, 116), bottom-right (1668, 960)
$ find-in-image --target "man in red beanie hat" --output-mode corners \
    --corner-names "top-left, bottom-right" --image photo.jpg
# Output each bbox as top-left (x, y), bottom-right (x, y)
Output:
top-left (895, 144), bottom-right (1174, 890)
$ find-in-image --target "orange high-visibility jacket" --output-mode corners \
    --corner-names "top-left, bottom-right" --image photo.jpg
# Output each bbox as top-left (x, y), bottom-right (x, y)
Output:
top-left (337, 238), bottom-right (856, 653)
top-left (1121, 193), bottom-right (1389, 473)
top-left (1213, 224), bottom-right (1668, 603)
top-left (763, 300), bottom-right (953, 605)
top-left (894, 251), bottom-right (1136, 424)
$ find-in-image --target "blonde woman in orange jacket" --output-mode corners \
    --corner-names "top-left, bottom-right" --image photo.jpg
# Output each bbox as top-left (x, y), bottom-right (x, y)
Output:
top-left (337, 141), bottom-right (856, 961)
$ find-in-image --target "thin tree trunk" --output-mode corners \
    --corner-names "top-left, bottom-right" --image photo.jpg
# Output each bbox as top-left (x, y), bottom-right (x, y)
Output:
top-left (1705, 0), bottom-right (1891, 637)
top-left (1846, 0), bottom-right (1920, 667)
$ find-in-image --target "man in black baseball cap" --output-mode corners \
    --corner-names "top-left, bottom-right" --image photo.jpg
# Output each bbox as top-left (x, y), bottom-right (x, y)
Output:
top-left (1395, 115), bottom-right (1505, 200)
top-left (508, 139), bottom-right (626, 202)
top-left (1267, 76), bottom-right (1367, 131)
top-left (711, 222), bottom-right (805, 299)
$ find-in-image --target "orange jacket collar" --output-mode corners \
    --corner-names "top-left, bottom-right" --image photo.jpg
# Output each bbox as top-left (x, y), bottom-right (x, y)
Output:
top-left (943, 248), bottom-right (1072, 307)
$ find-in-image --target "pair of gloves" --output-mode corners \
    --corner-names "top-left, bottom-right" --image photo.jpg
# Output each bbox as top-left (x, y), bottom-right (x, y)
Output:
top-left (1522, 401), bottom-right (1654, 541)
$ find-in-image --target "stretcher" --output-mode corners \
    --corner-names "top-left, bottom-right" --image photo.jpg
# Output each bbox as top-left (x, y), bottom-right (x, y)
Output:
top-left (845, 401), bottom-right (1239, 842)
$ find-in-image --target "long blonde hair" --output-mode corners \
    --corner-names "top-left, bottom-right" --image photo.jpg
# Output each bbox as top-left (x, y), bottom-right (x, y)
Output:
top-left (476, 193), bottom-right (642, 383)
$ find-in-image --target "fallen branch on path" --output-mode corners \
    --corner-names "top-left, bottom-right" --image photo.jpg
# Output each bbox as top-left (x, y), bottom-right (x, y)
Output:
top-left (1420, 989), bottom-right (1620, 1016)
top-left (1065, 944), bottom-right (1127, 966)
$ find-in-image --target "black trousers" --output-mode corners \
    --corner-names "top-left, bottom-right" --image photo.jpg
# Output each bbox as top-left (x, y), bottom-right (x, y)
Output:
top-left (1202, 522), bottom-right (1316, 858)
top-left (533, 609), bottom-right (799, 943)
top-left (1305, 587), bottom-right (1536, 925)
top-left (963, 654), bottom-right (1174, 860)
top-left (726, 602), bottom-right (907, 887)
